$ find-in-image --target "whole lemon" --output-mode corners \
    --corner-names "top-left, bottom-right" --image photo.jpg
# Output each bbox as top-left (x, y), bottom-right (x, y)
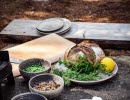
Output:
top-left (101, 57), bottom-right (115, 72)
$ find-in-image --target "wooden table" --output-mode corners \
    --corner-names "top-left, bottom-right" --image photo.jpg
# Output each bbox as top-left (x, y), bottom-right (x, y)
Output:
top-left (1, 20), bottom-right (130, 49)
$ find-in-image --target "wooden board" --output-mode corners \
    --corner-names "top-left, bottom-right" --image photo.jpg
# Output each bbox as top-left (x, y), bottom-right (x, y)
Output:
top-left (1, 20), bottom-right (130, 50)
top-left (1, 20), bottom-right (130, 41)
top-left (5, 34), bottom-right (75, 76)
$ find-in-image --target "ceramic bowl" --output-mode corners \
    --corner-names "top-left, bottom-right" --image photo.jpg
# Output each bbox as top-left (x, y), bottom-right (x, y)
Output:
top-left (11, 92), bottom-right (47, 100)
top-left (29, 73), bottom-right (64, 99)
top-left (19, 58), bottom-right (51, 81)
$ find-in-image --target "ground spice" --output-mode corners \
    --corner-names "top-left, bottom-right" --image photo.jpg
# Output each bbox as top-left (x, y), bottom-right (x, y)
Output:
top-left (33, 81), bottom-right (60, 91)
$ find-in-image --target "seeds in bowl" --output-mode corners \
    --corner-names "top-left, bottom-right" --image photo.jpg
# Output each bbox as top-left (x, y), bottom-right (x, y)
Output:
top-left (24, 65), bottom-right (45, 73)
top-left (33, 81), bottom-right (60, 91)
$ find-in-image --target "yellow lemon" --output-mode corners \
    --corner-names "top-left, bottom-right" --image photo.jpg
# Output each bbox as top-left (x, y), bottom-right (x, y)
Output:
top-left (101, 57), bottom-right (115, 72)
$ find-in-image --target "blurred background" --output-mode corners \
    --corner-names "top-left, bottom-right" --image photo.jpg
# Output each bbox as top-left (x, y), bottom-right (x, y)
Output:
top-left (0, 0), bottom-right (130, 31)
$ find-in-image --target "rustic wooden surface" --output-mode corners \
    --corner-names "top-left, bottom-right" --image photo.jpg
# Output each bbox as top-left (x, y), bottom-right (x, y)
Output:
top-left (1, 20), bottom-right (130, 49)
top-left (5, 34), bottom-right (75, 77)
top-left (1, 20), bottom-right (130, 40)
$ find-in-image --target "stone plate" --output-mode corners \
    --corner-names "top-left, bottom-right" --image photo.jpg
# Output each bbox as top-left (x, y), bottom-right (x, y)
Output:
top-left (37, 18), bottom-right (71, 35)
top-left (55, 62), bottom-right (118, 85)
top-left (36, 18), bottom-right (64, 32)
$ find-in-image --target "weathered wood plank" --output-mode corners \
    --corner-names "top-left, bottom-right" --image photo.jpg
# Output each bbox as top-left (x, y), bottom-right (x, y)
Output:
top-left (1, 19), bottom-right (130, 49)
top-left (0, 20), bottom-right (41, 37)
top-left (1, 20), bottom-right (130, 40)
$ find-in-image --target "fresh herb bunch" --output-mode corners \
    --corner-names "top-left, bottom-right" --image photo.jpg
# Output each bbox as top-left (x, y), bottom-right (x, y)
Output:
top-left (53, 56), bottom-right (111, 86)
top-left (24, 65), bottom-right (45, 73)
top-left (53, 69), bottom-right (101, 86)
top-left (59, 56), bottom-right (105, 74)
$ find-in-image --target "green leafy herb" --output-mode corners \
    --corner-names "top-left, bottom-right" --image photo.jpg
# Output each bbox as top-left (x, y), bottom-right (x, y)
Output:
top-left (24, 65), bottom-right (45, 73)
top-left (53, 69), bottom-right (102, 86)
top-left (59, 56), bottom-right (104, 74)
top-left (53, 56), bottom-right (111, 86)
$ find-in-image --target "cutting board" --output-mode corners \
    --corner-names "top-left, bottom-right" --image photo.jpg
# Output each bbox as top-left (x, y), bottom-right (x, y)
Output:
top-left (6, 33), bottom-right (76, 77)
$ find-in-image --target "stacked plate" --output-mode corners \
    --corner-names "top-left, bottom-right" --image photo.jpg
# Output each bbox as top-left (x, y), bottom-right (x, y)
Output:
top-left (36, 18), bottom-right (71, 35)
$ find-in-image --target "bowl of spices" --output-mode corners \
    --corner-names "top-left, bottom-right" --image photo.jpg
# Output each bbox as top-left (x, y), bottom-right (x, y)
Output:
top-left (19, 58), bottom-right (51, 81)
top-left (11, 92), bottom-right (47, 100)
top-left (29, 73), bottom-right (64, 99)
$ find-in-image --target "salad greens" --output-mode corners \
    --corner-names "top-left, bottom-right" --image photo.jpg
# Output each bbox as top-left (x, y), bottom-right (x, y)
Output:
top-left (53, 56), bottom-right (111, 86)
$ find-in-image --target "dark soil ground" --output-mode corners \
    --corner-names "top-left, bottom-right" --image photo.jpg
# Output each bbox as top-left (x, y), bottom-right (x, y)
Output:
top-left (0, 0), bottom-right (130, 55)
top-left (0, 0), bottom-right (130, 31)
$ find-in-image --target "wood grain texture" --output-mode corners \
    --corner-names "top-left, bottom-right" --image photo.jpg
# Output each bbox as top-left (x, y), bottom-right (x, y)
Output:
top-left (5, 34), bottom-right (75, 76)
top-left (1, 20), bottom-right (130, 50)
top-left (6, 33), bottom-right (75, 63)
top-left (1, 20), bottom-right (130, 41)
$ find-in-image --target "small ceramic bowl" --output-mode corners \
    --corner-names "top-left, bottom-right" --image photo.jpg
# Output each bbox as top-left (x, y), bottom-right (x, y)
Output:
top-left (29, 73), bottom-right (64, 99)
top-left (11, 92), bottom-right (47, 100)
top-left (19, 58), bottom-right (51, 81)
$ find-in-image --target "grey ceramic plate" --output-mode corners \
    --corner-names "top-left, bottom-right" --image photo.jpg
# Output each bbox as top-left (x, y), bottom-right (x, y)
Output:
top-left (55, 62), bottom-right (118, 85)
top-left (36, 18), bottom-right (64, 32)
top-left (37, 18), bottom-right (71, 35)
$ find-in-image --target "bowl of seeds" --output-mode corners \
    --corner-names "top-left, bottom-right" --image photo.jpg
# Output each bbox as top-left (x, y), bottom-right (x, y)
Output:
top-left (19, 58), bottom-right (51, 81)
top-left (29, 73), bottom-right (64, 99)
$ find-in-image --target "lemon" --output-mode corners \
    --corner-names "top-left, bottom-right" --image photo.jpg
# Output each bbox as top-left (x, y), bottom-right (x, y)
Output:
top-left (101, 57), bottom-right (115, 72)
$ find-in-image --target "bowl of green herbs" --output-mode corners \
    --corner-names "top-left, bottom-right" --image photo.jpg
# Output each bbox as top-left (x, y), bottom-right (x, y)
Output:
top-left (19, 58), bottom-right (51, 81)
top-left (53, 56), bottom-right (118, 86)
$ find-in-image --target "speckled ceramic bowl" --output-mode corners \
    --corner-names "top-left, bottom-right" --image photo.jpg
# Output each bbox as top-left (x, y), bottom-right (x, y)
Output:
top-left (19, 58), bottom-right (51, 81)
top-left (29, 73), bottom-right (64, 99)
top-left (11, 92), bottom-right (47, 100)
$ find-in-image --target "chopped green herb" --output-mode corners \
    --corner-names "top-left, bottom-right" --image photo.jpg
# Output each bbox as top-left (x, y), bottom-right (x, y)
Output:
top-left (24, 65), bottom-right (45, 73)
